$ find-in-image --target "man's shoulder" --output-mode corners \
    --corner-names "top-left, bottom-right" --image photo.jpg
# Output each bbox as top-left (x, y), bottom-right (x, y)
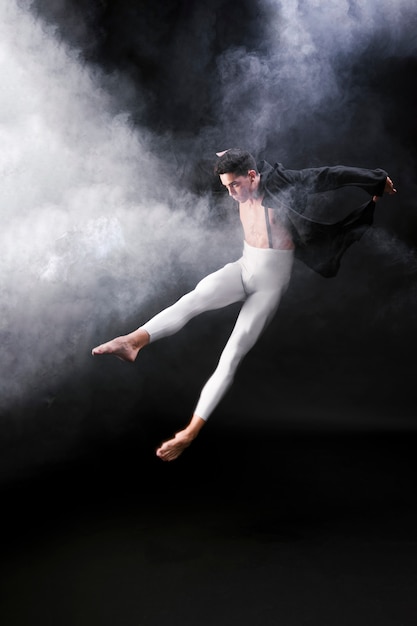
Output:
top-left (257, 160), bottom-right (277, 175)
top-left (259, 161), bottom-right (293, 189)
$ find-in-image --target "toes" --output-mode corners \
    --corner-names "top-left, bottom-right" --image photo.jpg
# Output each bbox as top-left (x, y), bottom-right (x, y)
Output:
top-left (156, 441), bottom-right (181, 462)
top-left (92, 344), bottom-right (106, 355)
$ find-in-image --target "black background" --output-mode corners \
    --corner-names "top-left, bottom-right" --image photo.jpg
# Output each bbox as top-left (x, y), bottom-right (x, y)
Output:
top-left (1, 1), bottom-right (417, 624)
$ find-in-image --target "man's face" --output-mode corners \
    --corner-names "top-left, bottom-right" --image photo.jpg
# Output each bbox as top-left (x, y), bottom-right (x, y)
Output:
top-left (219, 171), bottom-right (256, 203)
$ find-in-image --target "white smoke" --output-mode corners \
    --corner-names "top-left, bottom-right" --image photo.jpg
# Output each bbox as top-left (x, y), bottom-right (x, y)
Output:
top-left (209, 0), bottom-right (417, 302)
top-left (0, 1), bottom-right (236, 411)
top-left (214, 0), bottom-right (417, 158)
top-left (1, 0), bottom-right (416, 422)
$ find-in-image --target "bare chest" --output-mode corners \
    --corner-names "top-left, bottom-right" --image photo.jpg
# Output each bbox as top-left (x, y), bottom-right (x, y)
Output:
top-left (239, 200), bottom-right (294, 250)
top-left (239, 202), bottom-right (267, 247)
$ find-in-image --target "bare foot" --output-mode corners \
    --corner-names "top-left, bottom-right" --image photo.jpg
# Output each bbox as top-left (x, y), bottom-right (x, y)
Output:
top-left (91, 329), bottom-right (149, 362)
top-left (156, 415), bottom-right (206, 462)
top-left (156, 430), bottom-right (193, 462)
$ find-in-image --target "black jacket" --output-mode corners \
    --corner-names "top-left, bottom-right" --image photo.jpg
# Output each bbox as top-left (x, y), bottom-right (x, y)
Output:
top-left (258, 161), bottom-right (388, 277)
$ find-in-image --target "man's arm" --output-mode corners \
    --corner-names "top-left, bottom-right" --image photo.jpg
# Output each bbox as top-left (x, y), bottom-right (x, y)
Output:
top-left (283, 164), bottom-right (391, 197)
top-left (261, 161), bottom-right (396, 217)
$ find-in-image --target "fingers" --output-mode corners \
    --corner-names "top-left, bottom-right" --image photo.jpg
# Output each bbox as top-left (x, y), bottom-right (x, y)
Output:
top-left (386, 176), bottom-right (397, 194)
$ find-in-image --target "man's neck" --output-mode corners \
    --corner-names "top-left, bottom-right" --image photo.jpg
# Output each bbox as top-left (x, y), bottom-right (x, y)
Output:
top-left (248, 175), bottom-right (261, 202)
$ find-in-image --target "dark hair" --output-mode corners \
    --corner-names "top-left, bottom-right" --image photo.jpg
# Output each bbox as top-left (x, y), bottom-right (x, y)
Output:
top-left (214, 148), bottom-right (258, 177)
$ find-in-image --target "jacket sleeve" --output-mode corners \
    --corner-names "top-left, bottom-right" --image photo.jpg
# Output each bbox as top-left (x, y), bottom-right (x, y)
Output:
top-left (279, 164), bottom-right (388, 197)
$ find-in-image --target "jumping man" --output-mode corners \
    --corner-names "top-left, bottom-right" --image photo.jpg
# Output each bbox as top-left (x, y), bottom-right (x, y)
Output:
top-left (92, 148), bottom-right (396, 461)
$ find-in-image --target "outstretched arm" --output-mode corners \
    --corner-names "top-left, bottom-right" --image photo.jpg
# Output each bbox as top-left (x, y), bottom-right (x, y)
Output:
top-left (268, 163), bottom-right (391, 197)
top-left (298, 165), bottom-right (390, 195)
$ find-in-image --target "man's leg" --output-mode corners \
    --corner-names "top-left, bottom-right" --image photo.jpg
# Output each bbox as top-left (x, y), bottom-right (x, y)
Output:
top-left (92, 328), bottom-right (150, 361)
top-left (156, 248), bottom-right (294, 461)
top-left (142, 261), bottom-right (246, 342)
top-left (92, 260), bottom-right (246, 360)
top-left (155, 292), bottom-right (282, 461)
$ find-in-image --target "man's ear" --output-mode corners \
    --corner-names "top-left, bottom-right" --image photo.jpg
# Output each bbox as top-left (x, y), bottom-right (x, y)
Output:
top-left (248, 169), bottom-right (257, 181)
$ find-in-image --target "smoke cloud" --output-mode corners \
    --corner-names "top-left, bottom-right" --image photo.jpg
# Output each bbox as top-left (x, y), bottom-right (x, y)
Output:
top-left (1, 0), bottom-right (416, 474)
top-left (213, 0), bottom-right (417, 163)
top-left (0, 1), bottom-right (237, 415)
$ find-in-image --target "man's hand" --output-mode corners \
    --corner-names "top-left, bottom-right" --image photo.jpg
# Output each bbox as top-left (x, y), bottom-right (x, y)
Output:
top-left (384, 176), bottom-right (397, 195)
top-left (373, 176), bottom-right (397, 202)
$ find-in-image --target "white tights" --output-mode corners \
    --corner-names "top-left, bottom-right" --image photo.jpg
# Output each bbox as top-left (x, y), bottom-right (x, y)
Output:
top-left (142, 242), bottom-right (294, 420)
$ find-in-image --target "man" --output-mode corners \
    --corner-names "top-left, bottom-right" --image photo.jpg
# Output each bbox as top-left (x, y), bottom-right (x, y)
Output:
top-left (92, 149), bottom-right (396, 461)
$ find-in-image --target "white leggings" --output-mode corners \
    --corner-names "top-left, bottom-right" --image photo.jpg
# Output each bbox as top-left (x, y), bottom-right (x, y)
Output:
top-left (142, 242), bottom-right (294, 420)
